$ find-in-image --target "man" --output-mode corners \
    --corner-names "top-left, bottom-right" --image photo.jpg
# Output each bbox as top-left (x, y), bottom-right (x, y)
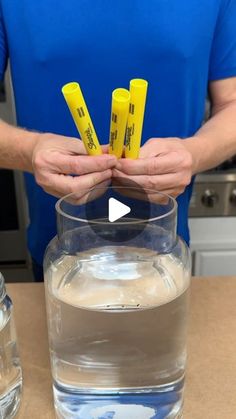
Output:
top-left (0, 1), bottom-right (236, 280)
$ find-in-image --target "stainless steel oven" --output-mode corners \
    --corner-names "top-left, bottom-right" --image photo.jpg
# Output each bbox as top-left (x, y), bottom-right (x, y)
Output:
top-left (0, 170), bottom-right (29, 258)
top-left (189, 158), bottom-right (236, 276)
top-left (0, 68), bottom-right (32, 281)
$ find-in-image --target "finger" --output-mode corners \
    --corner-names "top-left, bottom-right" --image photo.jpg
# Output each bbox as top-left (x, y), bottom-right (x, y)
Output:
top-left (112, 169), bottom-right (183, 190)
top-left (139, 138), bottom-right (161, 158)
top-left (115, 153), bottom-right (184, 176)
top-left (145, 189), bottom-right (182, 201)
top-left (112, 179), bottom-right (183, 203)
top-left (55, 136), bottom-right (88, 155)
top-left (45, 179), bottom-right (111, 203)
top-left (43, 169), bottom-right (112, 198)
top-left (53, 154), bottom-right (117, 175)
top-left (58, 179), bottom-right (111, 205)
top-left (102, 143), bottom-right (126, 157)
top-left (111, 180), bottom-right (174, 204)
top-left (139, 138), bottom-right (171, 158)
top-left (111, 180), bottom-right (150, 203)
top-left (115, 158), bottom-right (151, 175)
top-left (79, 179), bottom-right (110, 204)
top-left (101, 144), bottom-right (110, 154)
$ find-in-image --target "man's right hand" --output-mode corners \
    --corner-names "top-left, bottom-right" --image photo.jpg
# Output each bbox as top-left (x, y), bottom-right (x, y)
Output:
top-left (32, 133), bottom-right (117, 198)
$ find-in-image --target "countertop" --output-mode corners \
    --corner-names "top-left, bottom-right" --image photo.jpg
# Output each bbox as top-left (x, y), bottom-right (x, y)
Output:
top-left (6, 277), bottom-right (236, 419)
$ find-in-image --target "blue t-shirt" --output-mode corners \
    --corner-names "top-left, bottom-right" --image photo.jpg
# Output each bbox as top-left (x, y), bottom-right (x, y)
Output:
top-left (1, 1), bottom-right (236, 265)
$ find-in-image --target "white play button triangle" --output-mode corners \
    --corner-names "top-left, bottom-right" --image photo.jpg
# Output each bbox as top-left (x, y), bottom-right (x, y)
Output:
top-left (108, 197), bottom-right (131, 222)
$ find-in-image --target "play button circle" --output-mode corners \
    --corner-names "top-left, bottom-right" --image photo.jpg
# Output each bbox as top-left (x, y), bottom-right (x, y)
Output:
top-left (85, 177), bottom-right (151, 243)
top-left (108, 198), bottom-right (131, 222)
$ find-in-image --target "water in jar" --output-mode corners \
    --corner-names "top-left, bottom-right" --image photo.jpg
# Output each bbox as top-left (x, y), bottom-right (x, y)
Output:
top-left (0, 298), bottom-right (22, 418)
top-left (45, 245), bottom-right (190, 419)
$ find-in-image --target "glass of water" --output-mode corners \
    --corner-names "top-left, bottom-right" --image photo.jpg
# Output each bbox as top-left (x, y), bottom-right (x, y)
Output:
top-left (0, 273), bottom-right (22, 418)
top-left (44, 185), bottom-right (191, 419)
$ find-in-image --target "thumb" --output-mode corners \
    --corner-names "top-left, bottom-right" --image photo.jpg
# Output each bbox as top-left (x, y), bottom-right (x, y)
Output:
top-left (101, 144), bottom-right (110, 154)
top-left (139, 138), bottom-right (169, 158)
top-left (55, 154), bottom-right (117, 175)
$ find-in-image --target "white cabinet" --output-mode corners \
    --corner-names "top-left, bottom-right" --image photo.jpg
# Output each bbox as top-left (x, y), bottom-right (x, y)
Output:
top-left (189, 217), bottom-right (236, 276)
top-left (193, 250), bottom-right (236, 276)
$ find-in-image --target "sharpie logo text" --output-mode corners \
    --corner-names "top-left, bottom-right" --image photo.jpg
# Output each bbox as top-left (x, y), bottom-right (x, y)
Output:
top-left (85, 123), bottom-right (97, 150)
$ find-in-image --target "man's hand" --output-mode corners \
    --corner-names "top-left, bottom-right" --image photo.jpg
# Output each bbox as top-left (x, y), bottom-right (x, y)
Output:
top-left (32, 133), bottom-right (117, 197)
top-left (112, 138), bottom-right (193, 197)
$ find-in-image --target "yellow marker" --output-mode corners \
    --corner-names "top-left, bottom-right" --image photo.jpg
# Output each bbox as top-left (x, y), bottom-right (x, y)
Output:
top-left (125, 79), bottom-right (148, 159)
top-left (109, 88), bottom-right (130, 158)
top-left (62, 82), bottom-right (102, 156)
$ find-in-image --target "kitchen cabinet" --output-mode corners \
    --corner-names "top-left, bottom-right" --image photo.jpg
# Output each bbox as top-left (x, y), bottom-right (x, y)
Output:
top-left (189, 217), bottom-right (236, 276)
top-left (193, 249), bottom-right (236, 276)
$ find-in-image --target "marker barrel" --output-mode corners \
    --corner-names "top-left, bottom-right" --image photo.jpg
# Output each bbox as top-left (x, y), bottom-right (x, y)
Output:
top-left (125, 79), bottom-right (148, 159)
top-left (109, 88), bottom-right (130, 159)
top-left (62, 82), bottom-right (102, 156)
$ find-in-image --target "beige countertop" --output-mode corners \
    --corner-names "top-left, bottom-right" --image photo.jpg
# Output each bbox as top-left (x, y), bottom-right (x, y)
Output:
top-left (6, 277), bottom-right (236, 419)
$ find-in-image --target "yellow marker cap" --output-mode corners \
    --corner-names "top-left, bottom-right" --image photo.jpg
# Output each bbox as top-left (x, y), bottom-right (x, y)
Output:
top-left (62, 82), bottom-right (102, 156)
top-left (125, 79), bottom-right (148, 159)
top-left (109, 88), bottom-right (130, 159)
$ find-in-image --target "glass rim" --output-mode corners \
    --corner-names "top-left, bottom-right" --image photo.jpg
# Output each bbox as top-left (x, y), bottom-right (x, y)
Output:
top-left (0, 272), bottom-right (6, 301)
top-left (55, 187), bottom-right (177, 225)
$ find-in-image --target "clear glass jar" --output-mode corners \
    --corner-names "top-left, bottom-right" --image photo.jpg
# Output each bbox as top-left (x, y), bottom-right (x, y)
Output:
top-left (44, 186), bottom-right (191, 419)
top-left (0, 273), bottom-right (22, 418)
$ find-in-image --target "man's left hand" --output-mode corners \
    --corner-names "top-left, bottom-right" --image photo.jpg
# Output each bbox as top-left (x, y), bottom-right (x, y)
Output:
top-left (112, 138), bottom-right (193, 197)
